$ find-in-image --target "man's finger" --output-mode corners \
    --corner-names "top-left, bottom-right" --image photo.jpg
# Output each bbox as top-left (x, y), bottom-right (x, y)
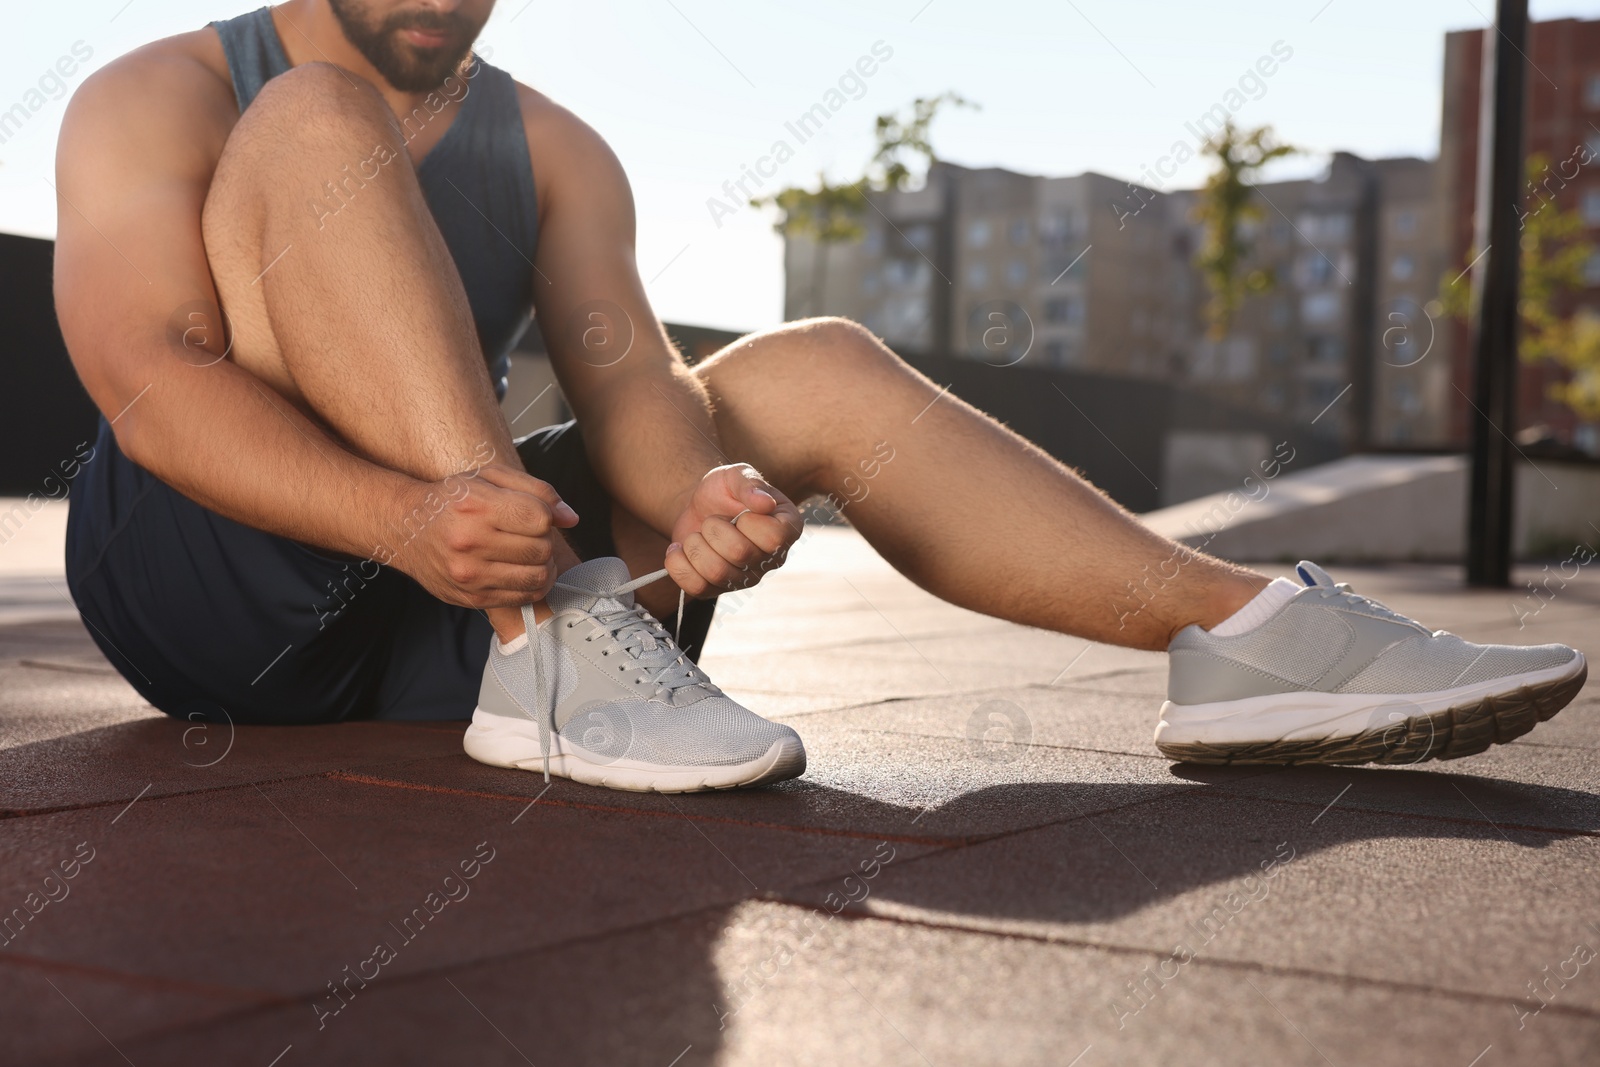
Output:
top-left (679, 532), bottom-right (747, 592)
top-left (701, 516), bottom-right (765, 568)
top-left (474, 529), bottom-right (556, 567)
top-left (740, 484), bottom-right (779, 513)
top-left (445, 561), bottom-right (557, 604)
top-left (484, 485), bottom-right (558, 538)
top-left (725, 510), bottom-right (792, 556)
top-left (477, 465), bottom-right (579, 527)
top-left (664, 540), bottom-right (716, 599)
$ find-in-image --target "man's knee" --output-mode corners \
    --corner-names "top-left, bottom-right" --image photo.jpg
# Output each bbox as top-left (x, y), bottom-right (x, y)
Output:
top-left (787, 316), bottom-right (890, 364)
top-left (224, 62), bottom-right (395, 168)
top-left (703, 316), bottom-right (899, 390)
top-left (252, 63), bottom-right (393, 133)
top-left (206, 63), bottom-right (401, 236)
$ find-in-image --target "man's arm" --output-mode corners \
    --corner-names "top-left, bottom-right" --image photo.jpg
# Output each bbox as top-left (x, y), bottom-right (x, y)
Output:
top-left (55, 43), bottom-right (562, 609)
top-left (520, 90), bottom-right (800, 595)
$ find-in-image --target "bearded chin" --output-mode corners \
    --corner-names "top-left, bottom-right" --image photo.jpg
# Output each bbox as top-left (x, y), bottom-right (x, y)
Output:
top-left (328, 0), bottom-right (476, 92)
top-left (380, 45), bottom-right (473, 92)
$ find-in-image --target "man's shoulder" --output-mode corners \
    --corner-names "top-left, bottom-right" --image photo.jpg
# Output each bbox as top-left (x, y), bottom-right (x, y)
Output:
top-left (69, 27), bottom-right (237, 138)
top-left (507, 79), bottom-right (629, 203)
top-left (509, 80), bottom-right (607, 154)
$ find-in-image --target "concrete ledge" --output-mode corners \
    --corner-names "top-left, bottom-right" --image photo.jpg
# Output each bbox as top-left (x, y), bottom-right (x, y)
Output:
top-left (1142, 453), bottom-right (1600, 563)
top-left (0, 496), bottom-right (69, 578)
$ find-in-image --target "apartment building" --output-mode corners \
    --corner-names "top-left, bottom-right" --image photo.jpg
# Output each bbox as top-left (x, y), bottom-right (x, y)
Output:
top-left (788, 155), bottom-right (1448, 448)
top-left (1439, 15), bottom-right (1600, 451)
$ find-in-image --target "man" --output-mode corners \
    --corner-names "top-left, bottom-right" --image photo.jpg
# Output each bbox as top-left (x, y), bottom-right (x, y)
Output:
top-left (55, 0), bottom-right (1586, 793)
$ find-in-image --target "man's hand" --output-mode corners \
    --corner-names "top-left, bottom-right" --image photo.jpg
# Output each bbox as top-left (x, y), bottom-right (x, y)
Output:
top-left (665, 464), bottom-right (802, 598)
top-left (391, 466), bottom-right (579, 609)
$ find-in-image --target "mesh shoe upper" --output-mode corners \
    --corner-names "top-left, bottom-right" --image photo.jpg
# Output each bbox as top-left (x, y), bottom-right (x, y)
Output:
top-left (479, 557), bottom-right (798, 772)
top-left (1168, 560), bottom-right (1580, 704)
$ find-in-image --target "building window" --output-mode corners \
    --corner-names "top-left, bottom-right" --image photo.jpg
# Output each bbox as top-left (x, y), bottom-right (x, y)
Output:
top-left (1299, 213), bottom-right (1352, 243)
top-left (1269, 298), bottom-right (1291, 328)
top-left (1261, 384), bottom-right (1287, 411)
top-left (967, 262), bottom-right (990, 287)
top-left (1268, 340), bottom-right (1291, 365)
top-left (1584, 188), bottom-right (1600, 226)
top-left (1040, 211), bottom-right (1081, 242)
top-left (884, 259), bottom-right (921, 288)
top-left (1045, 296), bottom-right (1082, 324)
top-left (1586, 74), bottom-right (1600, 109)
top-left (967, 219), bottom-right (992, 248)
top-left (1391, 254), bottom-right (1415, 281)
top-left (1307, 336), bottom-right (1344, 363)
top-left (883, 296), bottom-right (929, 341)
top-left (1302, 291), bottom-right (1341, 324)
top-left (1392, 379), bottom-right (1421, 415)
top-left (904, 224), bottom-right (935, 254)
top-left (1005, 259), bottom-right (1028, 287)
top-left (1307, 380), bottom-right (1345, 407)
top-left (1009, 219), bottom-right (1030, 245)
top-left (864, 228), bottom-right (884, 255)
top-left (1300, 252), bottom-right (1334, 287)
top-left (1044, 339), bottom-right (1078, 367)
top-left (1585, 251), bottom-right (1600, 286)
top-left (1393, 210), bottom-right (1418, 237)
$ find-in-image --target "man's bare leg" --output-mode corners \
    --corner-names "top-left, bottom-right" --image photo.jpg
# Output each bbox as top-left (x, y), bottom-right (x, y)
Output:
top-left (618, 318), bottom-right (1268, 652)
top-left (200, 64), bottom-right (573, 640)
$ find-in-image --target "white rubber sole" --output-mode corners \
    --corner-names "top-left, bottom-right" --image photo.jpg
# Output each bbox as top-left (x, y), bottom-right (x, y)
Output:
top-left (462, 711), bottom-right (807, 793)
top-left (1155, 653), bottom-right (1586, 765)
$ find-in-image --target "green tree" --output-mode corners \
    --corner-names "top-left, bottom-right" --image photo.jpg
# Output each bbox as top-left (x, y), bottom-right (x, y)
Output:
top-left (1193, 121), bottom-right (1297, 339)
top-left (759, 178), bottom-right (868, 317)
top-left (753, 93), bottom-right (975, 317)
top-left (1436, 154), bottom-right (1600, 421)
top-left (868, 92), bottom-right (976, 191)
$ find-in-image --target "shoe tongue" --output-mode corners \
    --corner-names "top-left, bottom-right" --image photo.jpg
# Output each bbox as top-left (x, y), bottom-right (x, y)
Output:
top-left (547, 557), bottom-right (637, 615)
top-left (1295, 560), bottom-right (1337, 589)
top-left (546, 556), bottom-right (711, 701)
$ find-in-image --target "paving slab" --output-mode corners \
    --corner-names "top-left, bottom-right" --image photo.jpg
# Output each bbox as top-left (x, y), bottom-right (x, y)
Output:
top-left (0, 708), bottom-right (474, 815)
top-left (352, 720), bottom-right (1272, 846)
top-left (709, 903), bottom-right (1600, 1067)
top-left (844, 788), bottom-right (1600, 1011)
top-left (0, 769), bottom-right (953, 1001)
top-left (40, 908), bottom-right (735, 1067)
top-left (1207, 746), bottom-right (1600, 835)
top-left (0, 954), bottom-right (273, 1067)
top-left (793, 680), bottom-right (1176, 760)
top-left (57, 902), bottom-right (1600, 1067)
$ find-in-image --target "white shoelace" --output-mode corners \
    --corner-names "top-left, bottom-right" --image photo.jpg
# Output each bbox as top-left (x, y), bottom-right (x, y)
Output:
top-left (517, 567), bottom-right (693, 782)
top-left (1313, 582), bottom-right (1424, 629)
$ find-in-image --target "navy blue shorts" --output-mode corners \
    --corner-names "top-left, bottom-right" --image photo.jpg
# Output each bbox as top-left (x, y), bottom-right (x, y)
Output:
top-left (65, 419), bottom-right (713, 724)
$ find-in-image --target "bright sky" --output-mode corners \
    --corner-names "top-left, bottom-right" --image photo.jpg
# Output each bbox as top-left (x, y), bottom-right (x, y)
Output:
top-left (2, 0), bottom-right (1597, 330)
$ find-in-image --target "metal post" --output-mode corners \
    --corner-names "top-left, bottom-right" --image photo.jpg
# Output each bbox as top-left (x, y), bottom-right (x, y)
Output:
top-left (1465, 0), bottom-right (1527, 587)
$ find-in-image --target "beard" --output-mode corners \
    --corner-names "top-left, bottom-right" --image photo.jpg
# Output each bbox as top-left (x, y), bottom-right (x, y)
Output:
top-left (326, 0), bottom-right (486, 92)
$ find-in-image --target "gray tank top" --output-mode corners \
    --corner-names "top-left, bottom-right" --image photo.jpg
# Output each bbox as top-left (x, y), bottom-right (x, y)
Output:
top-left (211, 7), bottom-right (538, 398)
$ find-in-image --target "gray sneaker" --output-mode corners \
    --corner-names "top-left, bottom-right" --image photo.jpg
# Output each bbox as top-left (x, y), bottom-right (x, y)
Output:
top-left (463, 557), bottom-right (806, 792)
top-left (1156, 561), bottom-right (1587, 765)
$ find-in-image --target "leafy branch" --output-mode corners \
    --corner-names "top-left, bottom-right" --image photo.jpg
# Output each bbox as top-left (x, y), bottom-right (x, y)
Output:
top-left (1437, 154), bottom-right (1600, 421)
top-left (752, 93), bottom-right (976, 316)
top-left (1193, 120), bottom-right (1298, 339)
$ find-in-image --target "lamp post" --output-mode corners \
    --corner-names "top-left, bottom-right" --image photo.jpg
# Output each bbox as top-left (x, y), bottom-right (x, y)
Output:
top-left (1465, 0), bottom-right (1527, 588)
